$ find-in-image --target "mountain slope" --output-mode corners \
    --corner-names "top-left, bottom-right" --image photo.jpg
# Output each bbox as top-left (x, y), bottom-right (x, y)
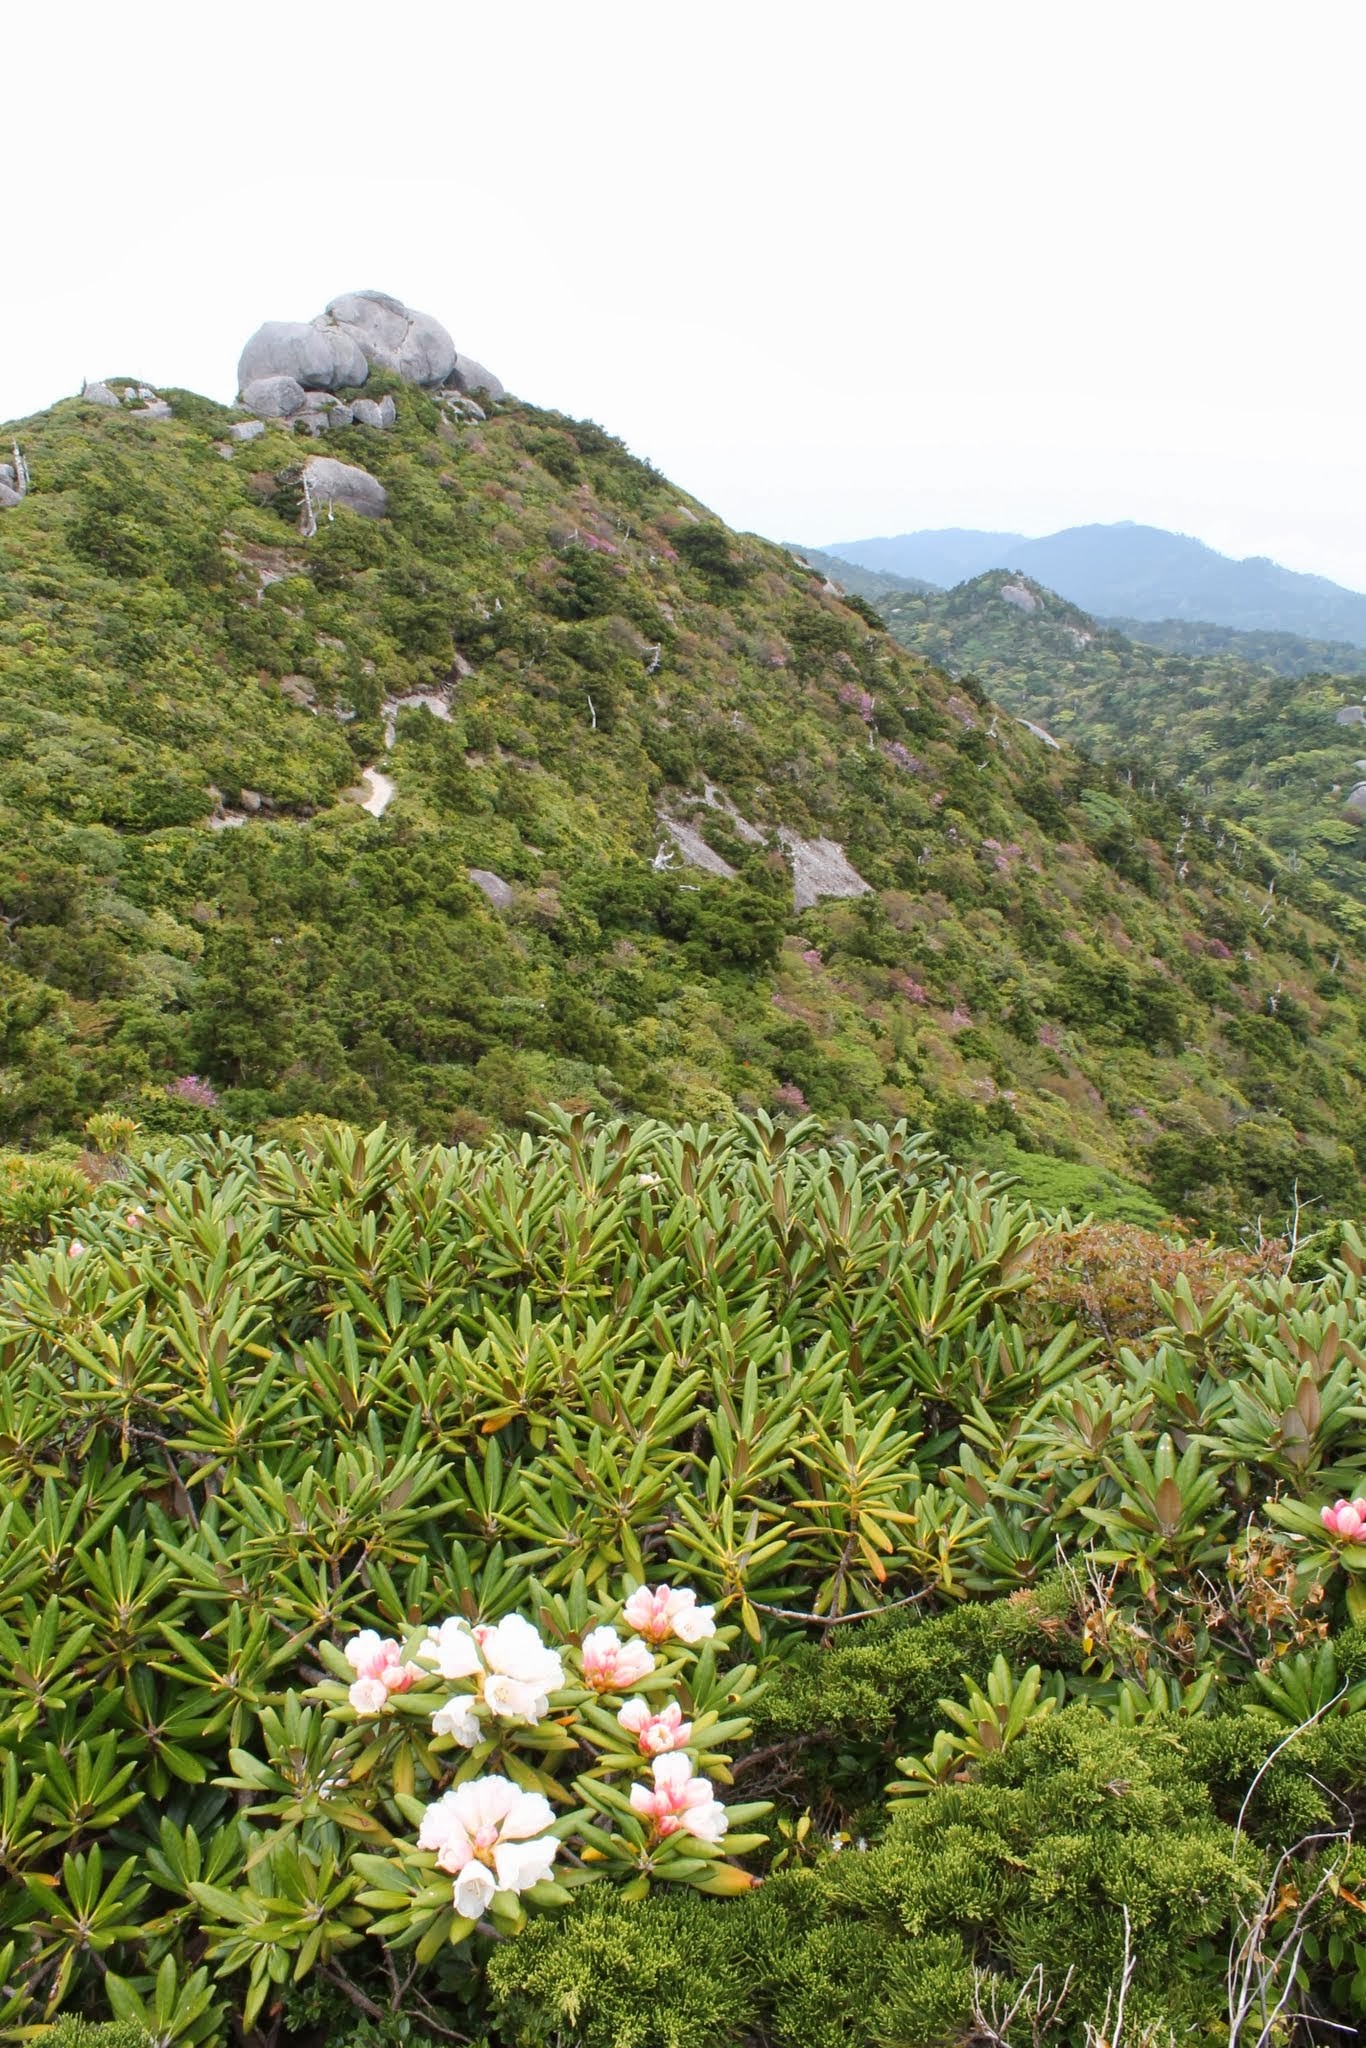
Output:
top-left (824, 523), bottom-right (1366, 644)
top-left (879, 568), bottom-right (1366, 932)
top-left (783, 545), bottom-right (935, 602)
top-left (5, 342), bottom-right (1366, 1227)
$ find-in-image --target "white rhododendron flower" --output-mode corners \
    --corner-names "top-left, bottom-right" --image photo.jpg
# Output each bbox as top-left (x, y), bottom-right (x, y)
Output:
top-left (432, 1697), bottom-right (482, 1746)
top-left (580, 1625), bottom-right (656, 1691)
top-left (420, 1617), bottom-right (483, 1681)
top-left (621, 1583), bottom-right (717, 1646)
top-left (421, 1611), bottom-right (564, 1736)
top-left (417, 1774), bottom-right (559, 1917)
top-left (477, 1613), bottom-right (565, 1715)
top-left (630, 1753), bottom-right (728, 1843)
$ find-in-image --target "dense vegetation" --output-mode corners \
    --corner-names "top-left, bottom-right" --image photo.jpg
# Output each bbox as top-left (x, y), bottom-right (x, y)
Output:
top-left (1105, 616), bottom-right (1366, 680)
top-left (7, 389), bottom-right (1366, 1228)
top-left (2, 1112), bottom-right (1366, 2045)
top-left (878, 569), bottom-right (1366, 944)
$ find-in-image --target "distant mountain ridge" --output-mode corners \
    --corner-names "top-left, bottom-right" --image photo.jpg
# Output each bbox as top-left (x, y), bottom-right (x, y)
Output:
top-left (821, 522), bottom-right (1366, 646)
top-left (782, 545), bottom-right (934, 602)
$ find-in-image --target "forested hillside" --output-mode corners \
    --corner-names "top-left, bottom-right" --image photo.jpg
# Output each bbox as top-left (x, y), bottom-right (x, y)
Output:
top-left (878, 569), bottom-right (1366, 946)
top-left (1107, 614), bottom-right (1366, 678)
top-left (6, 376), bottom-right (1366, 1228)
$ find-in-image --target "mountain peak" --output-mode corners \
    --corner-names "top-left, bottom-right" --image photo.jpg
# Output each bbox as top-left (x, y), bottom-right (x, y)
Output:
top-left (816, 523), bottom-right (1366, 644)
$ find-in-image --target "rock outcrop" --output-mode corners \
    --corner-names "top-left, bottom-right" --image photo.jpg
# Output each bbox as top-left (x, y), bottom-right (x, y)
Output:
top-left (76, 381), bottom-right (172, 419)
top-left (779, 831), bottom-right (871, 911)
top-left (324, 291), bottom-right (455, 386)
top-left (241, 374), bottom-right (307, 419)
top-left (234, 290), bottom-right (502, 430)
top-left (469, 869), bottom-right (515, 910)
top-left (299, 457), bottom-right (387, 523)
top-left (451, 353), bottom-right (505, 402)
top-left (658, 814), bottom-right (738, 879)
top-left (238, 320), bottom-right (368, 395)
top-left (0, 446), bottom-right (28, 511)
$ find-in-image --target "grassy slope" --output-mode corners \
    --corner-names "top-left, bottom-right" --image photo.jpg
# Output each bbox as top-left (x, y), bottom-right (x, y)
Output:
top-left (4, 387), bottom-right (1366, 1225)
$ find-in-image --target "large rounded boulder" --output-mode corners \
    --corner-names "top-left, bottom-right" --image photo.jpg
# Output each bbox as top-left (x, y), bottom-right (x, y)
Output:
top-left (235, 292), bottom-right (494, 406)
top-left (324, 290), bottom-right (456, 386)
top-left (300, 456), bottom-right (388, 521)
top-left (237, 320), bottom-right (367, 395)
top-left (451, 352), bottom-right (505, 402)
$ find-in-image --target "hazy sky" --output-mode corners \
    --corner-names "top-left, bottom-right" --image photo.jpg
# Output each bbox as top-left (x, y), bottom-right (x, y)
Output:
top-left (8, 1), bottom-right (1364, 587)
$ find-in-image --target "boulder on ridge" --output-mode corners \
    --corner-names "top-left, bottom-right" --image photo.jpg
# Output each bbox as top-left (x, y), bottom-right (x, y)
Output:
top-left (325, 290), bottom-right (455, 386)
top-left (450, 352), bottom-right (504, 401)
top-left (237, 320), bottom-right (367, 396)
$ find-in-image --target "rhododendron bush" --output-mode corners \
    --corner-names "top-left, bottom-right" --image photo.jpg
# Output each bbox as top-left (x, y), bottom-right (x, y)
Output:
top-left (298, 1583), bottom-right (768, 1968)
top-left (1, 1115), bottom-right (1365, 2038)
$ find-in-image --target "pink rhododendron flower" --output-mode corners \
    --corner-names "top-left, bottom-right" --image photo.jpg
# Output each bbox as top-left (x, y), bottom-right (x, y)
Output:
top-left (349, 1675), bottom-right (389, 1715)
top-left (618, 1696), bottom-right (692, 1754)
top-left (125, 1207), bottom-right (148, 1229)
top-left (630, 1753), bottom-right (728, 1843)
top-left (67, 1240), bottom-right (86, 1259)
top-left (343, 1630), bottom-right (422, 1714)
top-left (1321, 1497), bottom-right (1366, 1541)
top-left (432, 1698), bottom-right (483, 1747)
top-left (621, 1584), bottom-right (717, 1646)
top-left (417, 1775), bottom-right (559, 1919)
top-left (580, 1626), bottom-right (656, 1691)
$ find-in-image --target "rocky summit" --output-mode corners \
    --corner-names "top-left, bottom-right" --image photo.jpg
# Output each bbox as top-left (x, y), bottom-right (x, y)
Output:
top-left (3, 292), bottom-right (1366, 1231)
top-left (235, 288), bottom-right (504, 430)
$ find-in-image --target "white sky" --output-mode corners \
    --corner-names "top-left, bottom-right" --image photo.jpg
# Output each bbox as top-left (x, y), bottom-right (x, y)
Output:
top-left (7, 0), bottom-right (1365, 588)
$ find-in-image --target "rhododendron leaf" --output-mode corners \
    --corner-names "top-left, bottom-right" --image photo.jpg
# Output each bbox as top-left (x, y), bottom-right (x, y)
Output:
top-left (351, 1854), bottom-right (411, 1889)
top-left (690, 1863), bottom-right (760, 1894)
top-left (523, 1878), bottom-right (577, 1906)
top-left (414, 1911), bottom-right (461, 1965)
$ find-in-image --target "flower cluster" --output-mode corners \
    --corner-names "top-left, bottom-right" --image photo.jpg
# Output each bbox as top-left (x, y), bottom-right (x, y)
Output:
top-left (329, 1582), bottom-right (745, 1923)
top-left (417, 1776), bottom-right (559, 1920)
top-left (1321, 1496), bottom-right (1366, 1541)
top-left (630, 1753), bottom-right (727, 1844)
top-left (420, 1612), bottom-right (565, 1744)
top-left (621, 1583), bottom-right (715, 1645)
top-left (581, 1626), bottom-right (655, 1691)
top-left (343, 1630), bottom-right (423, 1714)
top-left (618, 1696), bottom-right (691, 1754)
